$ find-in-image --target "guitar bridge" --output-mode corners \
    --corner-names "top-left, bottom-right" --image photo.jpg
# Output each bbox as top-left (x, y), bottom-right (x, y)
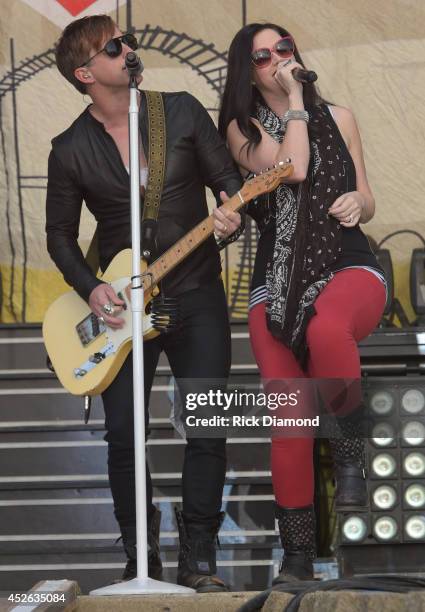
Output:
top-left (73, 342), bottom-right (115, 378)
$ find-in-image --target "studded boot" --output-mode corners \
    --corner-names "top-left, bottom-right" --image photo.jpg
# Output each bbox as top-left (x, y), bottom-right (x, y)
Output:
top-left (273, 504), bottom-right (316, 585)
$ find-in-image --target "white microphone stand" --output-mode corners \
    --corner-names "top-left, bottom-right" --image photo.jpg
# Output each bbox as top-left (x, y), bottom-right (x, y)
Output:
top-left (90, 66), bottom-right (194, 596)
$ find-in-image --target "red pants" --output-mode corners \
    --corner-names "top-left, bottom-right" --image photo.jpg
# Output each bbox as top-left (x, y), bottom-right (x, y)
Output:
top-left (249, 269), bottom-right (386, 507)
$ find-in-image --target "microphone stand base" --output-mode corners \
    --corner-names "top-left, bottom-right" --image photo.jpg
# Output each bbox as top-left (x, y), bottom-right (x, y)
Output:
top-left (90, 576), bottom-right (195, 595)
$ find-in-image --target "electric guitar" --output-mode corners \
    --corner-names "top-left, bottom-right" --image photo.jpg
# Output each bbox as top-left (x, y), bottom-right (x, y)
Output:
top-left (43, 163), bottom-right (293, 396)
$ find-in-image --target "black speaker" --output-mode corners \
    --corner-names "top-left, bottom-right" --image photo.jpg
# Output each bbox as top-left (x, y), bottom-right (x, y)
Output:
top-left (410, 248), bottom-right (425, 316)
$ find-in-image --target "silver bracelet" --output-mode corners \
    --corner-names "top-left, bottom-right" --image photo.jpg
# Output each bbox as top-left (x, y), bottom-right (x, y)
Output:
top-left (281, 109), bottom-right (309, 130)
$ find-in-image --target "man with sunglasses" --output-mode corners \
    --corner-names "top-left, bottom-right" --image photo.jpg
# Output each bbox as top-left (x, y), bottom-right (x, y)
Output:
top-left (46, 14), bottom-right (242, 591)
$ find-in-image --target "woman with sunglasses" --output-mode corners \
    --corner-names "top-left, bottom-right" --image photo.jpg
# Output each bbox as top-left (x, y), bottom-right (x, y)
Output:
top-left (47, 15), bottom-right (243, 591)
top-left (219, 23), bottom-right (386, 583)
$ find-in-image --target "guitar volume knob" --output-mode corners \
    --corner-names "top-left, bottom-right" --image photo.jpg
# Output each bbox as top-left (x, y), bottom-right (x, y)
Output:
top-left (74, 368), bottom-right (87, 378)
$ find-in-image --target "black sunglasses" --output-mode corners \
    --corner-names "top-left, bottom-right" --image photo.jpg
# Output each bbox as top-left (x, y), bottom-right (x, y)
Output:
top-left (78, 33), bottom-right (138, 68)
top-left (251, 36), bottom-right (294, 68)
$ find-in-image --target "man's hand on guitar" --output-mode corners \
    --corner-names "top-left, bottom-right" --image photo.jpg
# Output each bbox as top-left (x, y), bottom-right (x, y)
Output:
top-left (213, 191), bottom-right (241, 240)
top-left (89, 283), bottom-right (125, 329)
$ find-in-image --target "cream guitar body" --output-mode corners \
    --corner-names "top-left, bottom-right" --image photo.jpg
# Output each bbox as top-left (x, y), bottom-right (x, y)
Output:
top-left (43, 163), bottom-right (293, 396)
top-left (43, 250), bottom-right (160, 396)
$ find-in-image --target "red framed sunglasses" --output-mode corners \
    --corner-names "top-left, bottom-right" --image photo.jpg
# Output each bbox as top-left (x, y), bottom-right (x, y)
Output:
top-left (251, 36), bottom-right (294, 68)
top-left (78, 33), bottom-right (138, 68)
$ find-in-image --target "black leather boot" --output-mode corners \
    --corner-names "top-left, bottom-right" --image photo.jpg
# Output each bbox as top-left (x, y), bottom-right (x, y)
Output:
top-left (329, 434), bottom-right (368, 510)
top-left (273, 504), bottom-right (316, 585)
top-left (146, 505), bottom-right (163, 580)
top-left (118, 506), bottom-right (163, 582)
top-left (175, 509), bottom-right (229, 592)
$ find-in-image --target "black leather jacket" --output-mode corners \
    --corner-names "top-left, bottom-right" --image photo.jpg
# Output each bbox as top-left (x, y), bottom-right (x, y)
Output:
top-left (46, 91), bottom-right (242, 301)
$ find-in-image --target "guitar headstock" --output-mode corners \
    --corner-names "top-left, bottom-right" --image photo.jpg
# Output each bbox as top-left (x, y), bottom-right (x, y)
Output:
top-left (241, 161), bottom-right (293, 200)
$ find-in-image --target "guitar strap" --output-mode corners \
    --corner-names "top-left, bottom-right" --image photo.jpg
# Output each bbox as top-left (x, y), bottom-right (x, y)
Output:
top-left (85, 89), bottom-right (166, 272)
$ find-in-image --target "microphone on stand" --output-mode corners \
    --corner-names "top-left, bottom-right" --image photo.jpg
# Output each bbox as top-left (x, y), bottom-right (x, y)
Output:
top-left (292, 68), bottom-right (318, 83)
top-left (125, 51), bottom-right (144, 77)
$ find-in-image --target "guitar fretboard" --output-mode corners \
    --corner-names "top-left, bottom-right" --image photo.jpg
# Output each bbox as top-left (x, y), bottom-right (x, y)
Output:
top-left (145, 196), bottom-right (239, 288)
top-left (130, 163), bottom-right (293, 292)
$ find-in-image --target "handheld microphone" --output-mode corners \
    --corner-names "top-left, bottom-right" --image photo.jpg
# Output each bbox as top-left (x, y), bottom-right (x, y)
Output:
top-left (125, 51), bottom-right (144, 77)
top-left (292, 68), bottom-right (317, 83)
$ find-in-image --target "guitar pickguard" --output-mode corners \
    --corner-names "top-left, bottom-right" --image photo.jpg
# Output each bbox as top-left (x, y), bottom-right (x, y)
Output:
top-left (72, 276), bottom-right (156, 381)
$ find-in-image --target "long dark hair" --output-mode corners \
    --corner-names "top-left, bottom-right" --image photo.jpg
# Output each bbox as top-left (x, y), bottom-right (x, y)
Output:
top-left (218, 23), bottom-right (325, 152)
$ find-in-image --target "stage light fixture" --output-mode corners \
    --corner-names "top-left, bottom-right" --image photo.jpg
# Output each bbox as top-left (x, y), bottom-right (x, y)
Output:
top-left (371, 452), bottom-right (397, 478)
top-left (403, 451), bottom-right (425, 477)
top-left (401, 420), bottom-right (425, 446)
top-left (372, 485), bottom-right (397, 510)
top-left (404, 515), bottom-right (425, 540)
top-left (373, 516), bottom-right (398, 541)
top-left (342, 515), bottom-right (368, 543)
top-left (371, 422), bottom-right (395, 447)
top-left (369, 390), bottom-right (394, 415)
top-left (401, 389), bottom-right (425, 415)
top-left (339, 377), bottom-right (425, 577)
top-left (404, 484), bottom-right (425, 509)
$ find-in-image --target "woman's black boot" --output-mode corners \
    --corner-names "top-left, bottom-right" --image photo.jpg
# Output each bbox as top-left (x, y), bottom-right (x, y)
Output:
top-left (175, 508), bottom-right (229, 592)
top-left (329, 435), bottom-right (368, 510)
top-left (273, 504), bottom-right (316, 585)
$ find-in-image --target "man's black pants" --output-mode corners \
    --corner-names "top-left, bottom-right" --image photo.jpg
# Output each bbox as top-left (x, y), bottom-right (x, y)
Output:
top-left (101, 278), bottom-right (231, 531)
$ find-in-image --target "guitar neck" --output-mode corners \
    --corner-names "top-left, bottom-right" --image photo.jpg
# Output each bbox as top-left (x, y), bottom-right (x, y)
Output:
top-left (143, 191), bottom-right (245, 288)
top-left (139, 162), bottom-right (293, 291)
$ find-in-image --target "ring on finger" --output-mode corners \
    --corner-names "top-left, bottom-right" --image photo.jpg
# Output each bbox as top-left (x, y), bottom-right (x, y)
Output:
top-left (98, 315), bottom-right (106, 325)
top-left (102, 302), bottom-right (115, 316)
